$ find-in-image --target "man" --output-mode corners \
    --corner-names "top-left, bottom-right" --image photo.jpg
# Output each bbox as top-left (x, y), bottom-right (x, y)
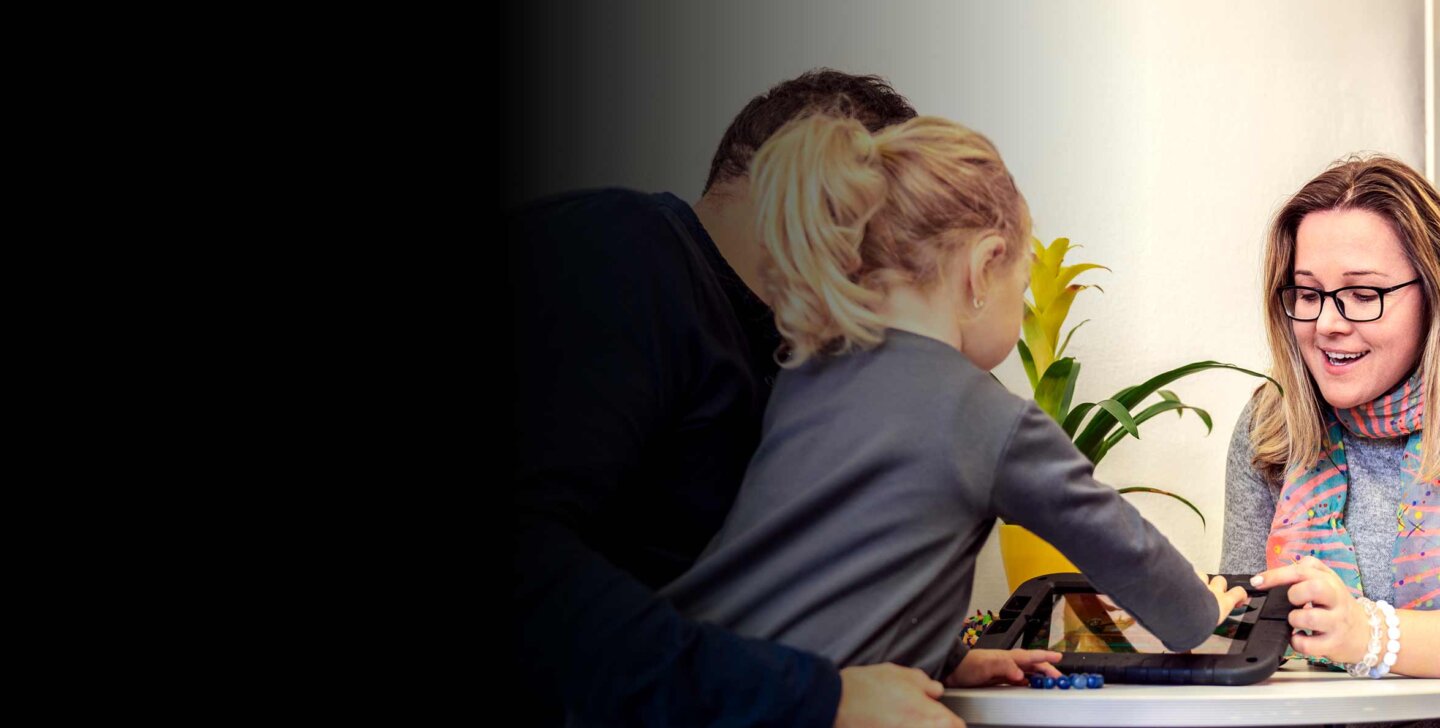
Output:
top-left (511, 69), bottom-right (963, 727)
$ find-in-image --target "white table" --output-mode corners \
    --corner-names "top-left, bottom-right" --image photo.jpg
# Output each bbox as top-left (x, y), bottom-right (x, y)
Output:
top-left (941, 661), bottom-right (1440, 727)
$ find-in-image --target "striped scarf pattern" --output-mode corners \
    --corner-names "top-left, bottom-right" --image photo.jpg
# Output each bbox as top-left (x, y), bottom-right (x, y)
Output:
top-left (1266, 373), bottom-right (1438, 610)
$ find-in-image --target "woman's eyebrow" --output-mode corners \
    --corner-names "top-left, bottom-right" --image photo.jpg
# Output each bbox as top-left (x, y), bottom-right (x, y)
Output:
top-left (1292, 269), bottom-right (1389, 278)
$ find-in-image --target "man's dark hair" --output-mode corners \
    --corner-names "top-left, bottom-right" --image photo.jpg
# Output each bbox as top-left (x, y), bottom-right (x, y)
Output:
top-left (703, 68), bottom-right (918, 193)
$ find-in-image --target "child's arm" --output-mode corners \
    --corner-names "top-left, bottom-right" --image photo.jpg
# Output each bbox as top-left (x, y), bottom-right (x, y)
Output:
top-left (989, 402), bottom-right (1238, 652)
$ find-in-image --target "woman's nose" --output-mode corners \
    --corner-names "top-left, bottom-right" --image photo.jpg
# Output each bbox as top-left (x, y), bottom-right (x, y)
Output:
top-left (1315, 297), bottom-right (1353, 336)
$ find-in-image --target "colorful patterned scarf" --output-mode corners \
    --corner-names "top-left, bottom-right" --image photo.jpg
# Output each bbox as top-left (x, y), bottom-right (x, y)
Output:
top-left (1266, 373), bottom-right (1439, 611)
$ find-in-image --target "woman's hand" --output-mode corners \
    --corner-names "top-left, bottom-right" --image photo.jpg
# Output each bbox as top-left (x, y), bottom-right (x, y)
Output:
top-left (944, 648), bottom-right (1063, 688)
top-left (1249, 556), bottom-right (1369, 663)
top-left (1206, 574), bottom-right (1252, 626)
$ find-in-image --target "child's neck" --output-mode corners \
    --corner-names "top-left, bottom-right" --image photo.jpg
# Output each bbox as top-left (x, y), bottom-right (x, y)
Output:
top-left (879, 283), bottom-right (963, 352)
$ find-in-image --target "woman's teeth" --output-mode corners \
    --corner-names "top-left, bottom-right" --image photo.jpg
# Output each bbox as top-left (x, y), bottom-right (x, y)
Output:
top-left (1325, 350), bottom-right (1368, 366)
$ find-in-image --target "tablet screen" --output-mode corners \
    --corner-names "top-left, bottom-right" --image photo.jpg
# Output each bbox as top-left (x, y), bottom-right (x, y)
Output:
top-left (1022, 592), bottom-right (1267, 655)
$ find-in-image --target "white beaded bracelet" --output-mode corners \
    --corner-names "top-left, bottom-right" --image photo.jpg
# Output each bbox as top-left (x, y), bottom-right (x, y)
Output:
top-left (1345, 597), bottom-right (1400, 678)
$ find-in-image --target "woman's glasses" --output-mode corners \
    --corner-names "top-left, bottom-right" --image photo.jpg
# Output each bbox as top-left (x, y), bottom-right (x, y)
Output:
top-left (1277, 279), bottom-right (1420, 322)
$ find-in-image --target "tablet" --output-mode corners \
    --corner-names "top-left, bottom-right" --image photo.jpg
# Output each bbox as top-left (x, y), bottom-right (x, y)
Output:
top-left (974, 573), bottom-right (1293, 685)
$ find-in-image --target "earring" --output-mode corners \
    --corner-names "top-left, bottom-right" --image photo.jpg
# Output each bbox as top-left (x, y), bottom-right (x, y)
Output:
top-left (973, 298), bottom-right (986, 309)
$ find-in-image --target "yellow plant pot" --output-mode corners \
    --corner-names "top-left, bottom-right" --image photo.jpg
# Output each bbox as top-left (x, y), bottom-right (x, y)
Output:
top-left (998, 524), bottom-right (1079, 593)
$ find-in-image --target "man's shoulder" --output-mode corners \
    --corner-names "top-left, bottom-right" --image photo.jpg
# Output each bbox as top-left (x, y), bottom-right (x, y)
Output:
top-left (509, 187), bottom-right (702, 267)
top-left (512, 187), bottom-right (678, 233)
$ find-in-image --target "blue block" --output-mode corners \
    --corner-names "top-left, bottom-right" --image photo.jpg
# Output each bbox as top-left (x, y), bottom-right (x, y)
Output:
top-left (1043, 676), bottom-right (1056, 689)
top-left (1057, 676), bottom-right (1071, 689)
top-left (1029, 675), bottom-right (1045, 689)
top-left (1087, 674), bottom-right (1103, 689)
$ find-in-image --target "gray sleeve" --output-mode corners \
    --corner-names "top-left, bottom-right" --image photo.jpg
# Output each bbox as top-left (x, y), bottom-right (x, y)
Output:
top-left (991, 403), bottom-right (1216, 653)
top-left (1218, 399), bottom-right (1277, 576)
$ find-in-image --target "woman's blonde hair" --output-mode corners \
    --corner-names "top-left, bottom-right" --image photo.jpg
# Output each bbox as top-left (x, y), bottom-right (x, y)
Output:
top-left (1252, 154), bottom-right (1440, 482)
top-left (749, 113), bottom-right (1030, 367)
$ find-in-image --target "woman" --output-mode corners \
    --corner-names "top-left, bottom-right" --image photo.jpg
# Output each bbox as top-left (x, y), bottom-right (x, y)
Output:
top-left (660, 112), bottom-right (1247, 688)
top-left (1221, 155), bottom-right (1439, 679)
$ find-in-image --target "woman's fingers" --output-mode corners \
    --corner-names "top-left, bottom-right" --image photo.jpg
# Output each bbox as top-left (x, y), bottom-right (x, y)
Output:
top-left (1288, 604), bottom-right (1333, 633)
top-left (1283, 577), bottom-right (1339, 608)
top-left (1260, 560), bottom-right (1346, 609)
top-left (1252, 561), bottom-right (1334, 593)
top-left (1290, 629), bottom-right (1323, 657)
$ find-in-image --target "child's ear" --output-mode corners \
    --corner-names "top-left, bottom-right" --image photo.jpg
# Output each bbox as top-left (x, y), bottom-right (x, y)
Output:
top-left (967, 234), bottom-right (1009, 301)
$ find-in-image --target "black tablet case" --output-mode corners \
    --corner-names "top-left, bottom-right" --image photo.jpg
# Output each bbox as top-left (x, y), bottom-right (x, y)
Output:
top-left (975, 573), bottom-right (1293, 685)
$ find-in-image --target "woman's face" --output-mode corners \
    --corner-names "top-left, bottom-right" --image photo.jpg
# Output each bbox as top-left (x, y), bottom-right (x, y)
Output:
top-left (1291, 208), bottom-right (1425, 409)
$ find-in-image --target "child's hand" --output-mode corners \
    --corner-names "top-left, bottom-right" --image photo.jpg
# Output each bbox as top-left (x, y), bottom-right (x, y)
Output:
top-left (1206, 574), bottom-right (1251, 626)
top-left (944, 648), bottom-right (1063, 688)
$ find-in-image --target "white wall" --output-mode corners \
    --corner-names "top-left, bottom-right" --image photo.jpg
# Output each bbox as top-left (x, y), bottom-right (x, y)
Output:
top-left (512, 0), bottom-right (1429, 617)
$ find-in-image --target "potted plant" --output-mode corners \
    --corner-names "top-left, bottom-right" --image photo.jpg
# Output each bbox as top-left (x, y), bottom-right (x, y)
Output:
top-left (998, 237), bottom-right (1278, 591)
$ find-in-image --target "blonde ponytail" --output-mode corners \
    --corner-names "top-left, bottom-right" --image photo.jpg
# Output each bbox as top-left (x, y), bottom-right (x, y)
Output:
top-left (750, 114), bottom-right (1030, 368)
top-left (751, 115), bottom-right (890, 366)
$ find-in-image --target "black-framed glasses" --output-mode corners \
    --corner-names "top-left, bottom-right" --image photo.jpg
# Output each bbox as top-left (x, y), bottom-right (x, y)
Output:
top-left (1278, 279), bottom-right (1420, 322)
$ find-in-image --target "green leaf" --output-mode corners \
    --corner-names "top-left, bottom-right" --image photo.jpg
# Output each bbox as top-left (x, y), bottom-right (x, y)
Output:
top-left (1141, 399), bottom-right (1212, 434)
top-left (1074, 361), bottom-right (1278, 461)
top-left (1194, 406), bottom-right (1213, 432)
top-left (1055, 319), bottom-right (1091, 359)
top-left (1158, 389), bottom-right (1182, 418)
top-left (1081, 397), bottom-right (1141, 465)
top-left (1146, 388), bottom-right (1215, 428)
top-left (1096, 400), bottom-right (1215, 458)
top-left (1097, 398), bottom-right (1141, 439)
top-left (1034, 358), bottom-right (1077, 423)
top-left (1118, 486), bottom-right (1206, 529)
top-left (1017, 339), bottom-right (1038, 390)
top-left (1062, 402), bottom-right (1096, 438)
top-left (1059, 360), bottom-right (1081, 420)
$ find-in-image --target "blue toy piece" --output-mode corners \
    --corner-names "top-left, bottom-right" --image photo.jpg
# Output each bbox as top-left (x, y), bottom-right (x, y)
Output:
top-left (1087, 674), bottom-right (1104, 689)
top-left (1056, 676), bottom-right (1071, 689)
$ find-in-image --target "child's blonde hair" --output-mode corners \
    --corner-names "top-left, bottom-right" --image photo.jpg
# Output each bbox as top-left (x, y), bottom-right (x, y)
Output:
top-left (750, 114), bottom-right (1030, 367)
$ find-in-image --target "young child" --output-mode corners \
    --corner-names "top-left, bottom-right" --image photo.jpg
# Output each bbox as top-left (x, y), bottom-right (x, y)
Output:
top-left (659, 113), bottom-right (1249, 687)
